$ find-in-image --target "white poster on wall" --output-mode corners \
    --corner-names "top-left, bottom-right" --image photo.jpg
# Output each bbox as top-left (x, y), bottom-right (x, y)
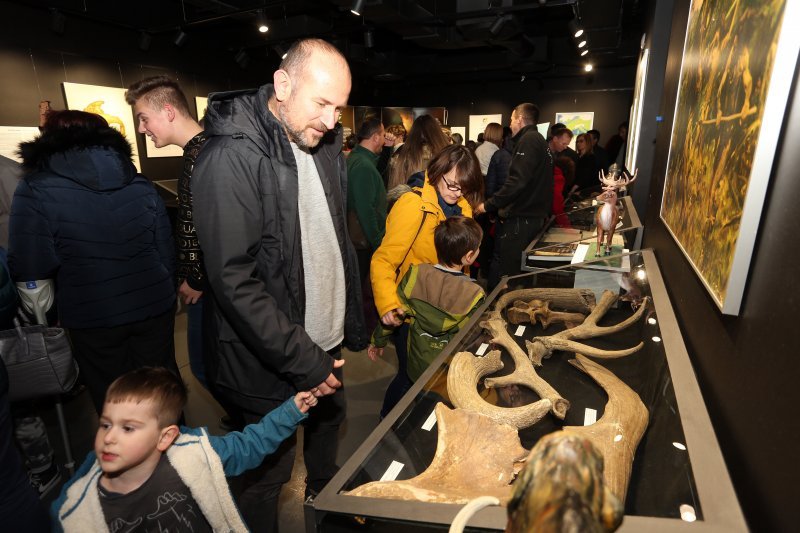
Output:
top-left (468, 114), bottom-right (502, 142)
top-left (0, 126), bottom-right (39, 162)
top-left (537, 122), bottom-right (551, 138)
top-left (196, 97), bottom-right (208, 122)
top-left (554, 111), bottom-right (594, 150)
top-left (62, 82), bottom-right (141, 171)
top-left (450, 126), bottom-right (466, 143)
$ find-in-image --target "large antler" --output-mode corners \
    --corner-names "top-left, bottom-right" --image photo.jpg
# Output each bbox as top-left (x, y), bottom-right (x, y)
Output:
top-left (448, 350), bottom-right (553, 428)
top-left (480, 319), bottom-right (570, 419)
top-left (526, 290), bottom-right (649, 366)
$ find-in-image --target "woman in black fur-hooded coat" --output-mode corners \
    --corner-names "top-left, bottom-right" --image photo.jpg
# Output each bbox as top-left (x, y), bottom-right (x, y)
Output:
top-left (8, 110), bottom-right (178, 412)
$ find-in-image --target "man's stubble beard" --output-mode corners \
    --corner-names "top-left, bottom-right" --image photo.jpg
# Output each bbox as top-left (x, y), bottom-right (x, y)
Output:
top-left (277, 98), bottom-right (323, 149)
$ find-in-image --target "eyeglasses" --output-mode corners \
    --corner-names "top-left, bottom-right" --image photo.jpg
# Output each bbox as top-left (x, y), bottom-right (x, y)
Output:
top-left (441, 174), bottom-right (462, 192)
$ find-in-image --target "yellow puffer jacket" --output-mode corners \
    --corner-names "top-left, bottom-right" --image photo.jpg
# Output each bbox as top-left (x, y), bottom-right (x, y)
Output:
top-left (370, 179), bottom-right (473, 318)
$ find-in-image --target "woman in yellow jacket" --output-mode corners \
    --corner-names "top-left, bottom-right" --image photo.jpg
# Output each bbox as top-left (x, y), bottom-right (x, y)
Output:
top-left (371, 144), bottom-right (483, 416)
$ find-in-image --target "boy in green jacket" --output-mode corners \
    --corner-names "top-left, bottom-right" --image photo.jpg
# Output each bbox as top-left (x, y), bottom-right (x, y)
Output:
top-left (369, 216), bottom-right (486, 381)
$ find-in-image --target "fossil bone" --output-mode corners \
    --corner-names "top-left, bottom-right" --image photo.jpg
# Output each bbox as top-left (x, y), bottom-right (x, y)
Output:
top-left (480, 318), bottom-right (570, 420)
top-left (489, 288), bottom-right (596, 320)
top-left (560, 354), bottom-right (648, 502)
top-left (346, 403), bottom-right (528, 504)
top-left (507, 299), bottom-right (587, 329)
top-left (447, 350), bottom-right (553, 428)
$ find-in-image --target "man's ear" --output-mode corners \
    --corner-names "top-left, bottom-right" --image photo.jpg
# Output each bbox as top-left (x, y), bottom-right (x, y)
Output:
top-left (157, 425), bottom-right (180, 452)
top-left (273, 69), bottom-right (292, 102)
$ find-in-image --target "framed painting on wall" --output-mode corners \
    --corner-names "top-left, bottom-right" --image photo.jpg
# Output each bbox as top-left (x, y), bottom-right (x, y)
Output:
top-left (62, 82), bottom-right (140, 171)
top-left (554, 111), bottom-right (593, 150)
top-left (195, 96), bottom-right (208, 122)
top-left (414, 107), bottom-right (446, 126)
top-left (382, 107), bottom-right (413, 133)
top-left (626, 47), bottom-right (649, 172)
top-left (468, 114), bottom-right (502, 142)
top-left (660, 0), bottom-right (799, 315)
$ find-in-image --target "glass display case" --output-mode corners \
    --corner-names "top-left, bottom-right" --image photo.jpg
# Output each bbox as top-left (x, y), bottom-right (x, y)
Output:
top-left (311, 250), bottom-right (745, 532)
top-left (522, 195), bottom-right (643, 272)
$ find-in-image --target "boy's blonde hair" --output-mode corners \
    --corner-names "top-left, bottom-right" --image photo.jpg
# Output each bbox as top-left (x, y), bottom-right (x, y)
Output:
top-left (105, 367), bottom-right (186, 427)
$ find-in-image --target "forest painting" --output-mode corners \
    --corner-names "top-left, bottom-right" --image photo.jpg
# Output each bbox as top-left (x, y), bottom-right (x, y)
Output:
top-left (661, 0), bottom-right (794, 314)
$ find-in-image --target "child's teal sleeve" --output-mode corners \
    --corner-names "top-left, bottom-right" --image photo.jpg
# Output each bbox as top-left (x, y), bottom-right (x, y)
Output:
top-left (209, 398), bottom-right (307, 477)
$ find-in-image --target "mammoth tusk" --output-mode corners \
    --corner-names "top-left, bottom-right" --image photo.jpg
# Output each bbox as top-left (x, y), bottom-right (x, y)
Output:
top-left (448, 350), bottom-right (553, 428)
top-left (480, 318), bottom-right (570, 419)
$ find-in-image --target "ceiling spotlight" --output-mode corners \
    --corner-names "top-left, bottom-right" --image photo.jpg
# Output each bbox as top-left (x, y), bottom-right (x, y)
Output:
top-left (235, 49), bottom-right (250, 69)
top-left (568, 19), bottom-right (584, 39)
top-left (138, 31), bottom-right (152, 51)
top-left (273, 45), bottom-right (287, 60)
top-left (351, 0), bottom-right (365, 16)
top-left (578, 39), bottom-right (587, 48)
top-left (173, 29), bottom-right (188, 47)
top-left (50, 8), bottom-right (66, 34)
top-left (257, 10), bottom-right (268, 33)
top-left (580, 49), bottom-right (589, 57)
top-left (364, 29), bottom-right (374, 48)
top-left (584, 64), bottom-right (593, 72)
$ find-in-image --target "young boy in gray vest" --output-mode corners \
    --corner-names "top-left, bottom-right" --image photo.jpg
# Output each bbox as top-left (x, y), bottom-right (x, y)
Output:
top-left (51, 367), bottom-right (320, 531)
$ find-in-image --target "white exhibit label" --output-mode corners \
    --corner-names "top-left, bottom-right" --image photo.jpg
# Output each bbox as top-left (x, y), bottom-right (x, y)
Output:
top-left (422, 410), bottom-right (437, 431)
top-left (475, 343), bottom-right (489, 356)
top-left (380, 460), bottom-right (405, 482)
top-left (514, 325), bottom-right (526, 336)
top-left (584, 408), bottom-right (597, 425)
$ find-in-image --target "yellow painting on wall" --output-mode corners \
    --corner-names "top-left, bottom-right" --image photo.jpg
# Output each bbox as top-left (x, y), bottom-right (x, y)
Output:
top-left (661, 0), bottom-right (798, 315)
top-left (62, 82), bottom-right (140, 171)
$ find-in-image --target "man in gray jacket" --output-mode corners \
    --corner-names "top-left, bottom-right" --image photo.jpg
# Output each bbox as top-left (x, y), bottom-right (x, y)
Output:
top-left (192, 39), bottom-right (367, 531)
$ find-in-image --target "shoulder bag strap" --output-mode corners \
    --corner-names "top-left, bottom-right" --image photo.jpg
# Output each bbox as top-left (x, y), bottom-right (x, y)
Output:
top-left (395, 190), bottom-right (429, 280)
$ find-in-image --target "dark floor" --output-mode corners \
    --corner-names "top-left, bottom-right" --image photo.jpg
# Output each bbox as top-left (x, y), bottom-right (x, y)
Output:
top-left (36, 310), bottom-right (397, 532)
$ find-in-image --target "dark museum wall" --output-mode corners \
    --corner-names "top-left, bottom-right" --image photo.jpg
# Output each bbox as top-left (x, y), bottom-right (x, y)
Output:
top-left (642, 0), bottom-right (800, 531)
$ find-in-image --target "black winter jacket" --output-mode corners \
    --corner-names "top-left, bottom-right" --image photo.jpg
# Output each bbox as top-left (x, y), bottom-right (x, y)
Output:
top-left (192, 84), bottom-right (368, 412)
top-left (484, 124), bottom-right (553, 218)
top-left (9, 127), bottom-right (175, 329)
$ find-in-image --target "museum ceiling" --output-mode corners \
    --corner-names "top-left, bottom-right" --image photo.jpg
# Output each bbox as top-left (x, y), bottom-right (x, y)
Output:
top-left (13, 0), bottom-right (649, 84)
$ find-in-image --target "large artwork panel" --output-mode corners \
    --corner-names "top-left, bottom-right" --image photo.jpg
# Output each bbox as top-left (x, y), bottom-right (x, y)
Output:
top-left (554, 111), bottom-right (594, 150)
top-left (62, 82), bottom-right (140, 171)
top-left (660, 0), bottom-right (798, 315)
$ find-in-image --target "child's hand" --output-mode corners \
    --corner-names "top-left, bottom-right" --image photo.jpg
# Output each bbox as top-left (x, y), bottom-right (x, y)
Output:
top-left (367, 345), bottom-right (384, 362)
top-left (294, 391), bottom-right (319, 413)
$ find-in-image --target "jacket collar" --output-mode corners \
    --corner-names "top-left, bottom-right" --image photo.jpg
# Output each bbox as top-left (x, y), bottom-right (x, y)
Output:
top-left (18, 126), bottom-right (132, 173)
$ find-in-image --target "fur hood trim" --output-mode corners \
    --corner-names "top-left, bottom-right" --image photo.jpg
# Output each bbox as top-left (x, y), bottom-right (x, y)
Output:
top-left (18, 126), bottom-right (133, 173)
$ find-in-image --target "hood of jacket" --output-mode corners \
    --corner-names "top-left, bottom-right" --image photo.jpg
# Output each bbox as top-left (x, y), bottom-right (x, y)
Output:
top-left (18, 126), bottom-right (136, 191)
top-left (203, 84), bottom-right (342, 162)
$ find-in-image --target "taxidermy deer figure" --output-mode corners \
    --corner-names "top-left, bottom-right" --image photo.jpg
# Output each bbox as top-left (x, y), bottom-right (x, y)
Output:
top-left (595, 168), bottom-right (637, 256)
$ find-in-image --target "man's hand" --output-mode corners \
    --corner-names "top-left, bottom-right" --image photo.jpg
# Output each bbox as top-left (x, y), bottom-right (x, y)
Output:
top-left (310, 358), bottom-right (345, 397)
top-left (178, 280), bottom-right (203, 305)
top-left (474, 202), bottom-right (486, 215)
top-left (367, 345), bottom-right (384, 362)
top-left (381, 308), bottom-right (404, 327)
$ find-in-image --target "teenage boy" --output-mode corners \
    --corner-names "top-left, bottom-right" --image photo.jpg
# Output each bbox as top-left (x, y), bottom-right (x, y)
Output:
top-left (124, 77), bottom-right (210, 388)
top-left (368, 217), bottom-right (486, 382)
top-left (51, 367), bottom-right (326, 532)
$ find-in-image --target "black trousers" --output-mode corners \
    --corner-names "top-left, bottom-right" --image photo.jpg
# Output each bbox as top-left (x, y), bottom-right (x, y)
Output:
top-left (68, 307), bottom-right (178, 413)
top-left (489, 215), bottom-right (546, 291)
top-left (236, 346), bottom-right (346, 533)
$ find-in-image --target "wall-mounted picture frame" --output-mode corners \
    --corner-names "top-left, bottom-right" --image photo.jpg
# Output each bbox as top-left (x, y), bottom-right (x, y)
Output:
top-left (468, 114), bottom-right (502, 142)
top-left (660, 0), bottom-right (799, 315)
top-left (62, 82), bottom-right (141, 170)
top-left (554, 111), bottom-right (594, 150)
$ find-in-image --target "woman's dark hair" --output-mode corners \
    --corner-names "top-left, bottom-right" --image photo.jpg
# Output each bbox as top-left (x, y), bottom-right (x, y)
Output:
top-left (576, 133), bottom-right (594, 155)
top-left (388, 114), bottom-right (450, 190)
top-left (426, 144), bottom-right (484, 207)
top-left (434, 216), bottom-right (483, 267)
top-left (43, 110), bottom-right (108, 132)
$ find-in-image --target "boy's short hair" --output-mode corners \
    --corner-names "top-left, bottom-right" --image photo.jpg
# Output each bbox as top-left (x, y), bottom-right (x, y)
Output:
top-left (105, 367), bottom-right (187, 427)
top-left (125, 75), bottom-right (193, 119)
top-left (434, 216), bottom-right (483, 267)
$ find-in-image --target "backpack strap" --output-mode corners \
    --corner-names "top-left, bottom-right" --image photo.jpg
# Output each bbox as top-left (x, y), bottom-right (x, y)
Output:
top-left (395, 190), bottom-right (428, 280)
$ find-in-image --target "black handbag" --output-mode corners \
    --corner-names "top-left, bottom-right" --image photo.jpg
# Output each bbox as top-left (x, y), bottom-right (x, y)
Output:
top-left (0, 322), bottom-right (78, 402)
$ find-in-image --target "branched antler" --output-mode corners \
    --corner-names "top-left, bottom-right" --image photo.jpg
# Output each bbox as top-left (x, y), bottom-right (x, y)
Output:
top-left (448, 350), bottom-right (553, 429)
top-left (526, 290), bottom-right (649, 366)
top-left (480, 318), bottom-right (570, 419)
